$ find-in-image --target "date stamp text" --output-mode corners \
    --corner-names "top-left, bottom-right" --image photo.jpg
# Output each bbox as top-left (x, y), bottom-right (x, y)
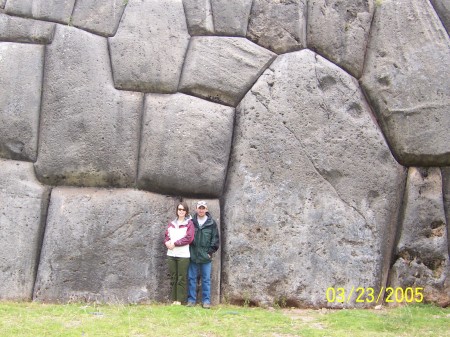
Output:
top-left (326, 287), bottom-right (423, 304)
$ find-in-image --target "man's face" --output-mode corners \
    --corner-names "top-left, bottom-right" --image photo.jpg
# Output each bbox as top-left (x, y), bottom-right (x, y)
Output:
top-left (197, 206), bottom-right (207, 217)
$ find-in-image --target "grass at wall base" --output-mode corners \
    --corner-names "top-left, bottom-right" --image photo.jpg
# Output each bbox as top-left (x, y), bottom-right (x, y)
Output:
top-left (0, 301), bottom-right (449, 336)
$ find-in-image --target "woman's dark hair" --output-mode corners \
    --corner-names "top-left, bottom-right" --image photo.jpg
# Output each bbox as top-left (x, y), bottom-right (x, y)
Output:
top-left (176, 201), bottom-right (189, 217)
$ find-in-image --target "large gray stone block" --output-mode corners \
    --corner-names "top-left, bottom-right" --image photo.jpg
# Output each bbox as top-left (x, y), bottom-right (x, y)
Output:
top-left (222, 50), bottom-right (405, 308)
top-left (34, 187), bottom-right (177, 303)
top-left (34, 25), bottom-right (143, 188)
top-left (184, 198), bottom-right (221, 305)
top-left (307, 0), bottom-right (374, 78)
top-left (182, 0), bottom-right (214, 35)
top-left (430, 0), bottom-right (450, 34)
top-left (389, 168), bottom-right (450, 307)
top-left (72, 0), bottom-right (127, 37)
top-left (0, 42), bottom-right (44, 161)
top-left (109, 0), bottom-right (190, 93)
top-left (179, 36), bottom-right (276, 106)
top-left (0, 13), bottom-right (55, 44)
top-left (0, 159), bottom-right (50, 300)
top-left (137, 93), bottom-right (234, 197)
top-left (5, 0), bottom-right (75, 24)
top-left (211, 0), bottom-right (252, 36)
top-left (247, 0), bottom-right (307, 54)
top-left (361, 0), bottom-right (450, 166)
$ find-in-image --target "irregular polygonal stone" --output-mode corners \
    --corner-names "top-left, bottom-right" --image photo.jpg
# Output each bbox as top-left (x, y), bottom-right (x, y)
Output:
top-left (361, 0), bottom-right (450, 166)
top-left (430, 0), bottom-right (450, 34)
top-left (184, 198), bottom-right (221, 305)
top-left (179, 37), bottom-right (276, 106)
top-left (0, 159), bottom-right (50, 300)
top-left (0, 13), bottom-right (55, 44)
top-left (222, 50), bottom-right (405, 308)
top-left (307, 0), bottom-right (374, 78)
top-left (72, 0), bottom-right (127, 37)
top-left (137, 93), bottom-right (234, 197)
top-left (182, 0), bottom-right (214, 35)
top-left (0, 42), bottom-right (43, 161)
top-left (34, 187), bottom-right (177, 303)
top-left (5, 0), bottom-right (75, 24)
top-left (211, 0), bottom-right (252, 36)
top-left (34, 25), bottom-right (143, 188)
top-left (389, 168), bottom-right (450, 307)
top-left (247, 0), bottom-right (307, 54)
top-left (109, 0), bottom-right (190, 93)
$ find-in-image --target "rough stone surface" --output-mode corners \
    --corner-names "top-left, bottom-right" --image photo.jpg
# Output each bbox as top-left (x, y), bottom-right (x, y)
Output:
top-left (222, 50), bottom-right (405, 308)
top-left (0, 13), bottom-right (55, 44)
top-left (72, 0), bottom-right (127, 37)
top-left (247, 0), bottom-right (307, 54)
top-left (109, 0), bottom-right (190, 93)
top-left (307, 0), bottom-right (374, 78)
top-left (179, 36), bottom-right (276, 106)
top-left (389, 168), bottom-right (450, 307)
top-left (0, 159), bottom-right (50, 300)
top-left (361, 0), bottom-right (450, 166)
top-left (182, 0), bottom-right (214, 35)
top-left (211, 0), bottom-right (252, 36)
top-left (5, 0), bottom-right (75, 24)
top-left (0, 42), bottom-right (44, 161)
top-left (137, 93), bottom-right (234, 197)
top-left (430, 0), bottom-right (450, 34)
top-left (34, 188), bottom-right (176, 303)
top-left (34, 25), bottom-right (143, 188)
top-left (0, 0), bottom-right (5, 9)
top-left (184, 198), bottom-right (221, 305)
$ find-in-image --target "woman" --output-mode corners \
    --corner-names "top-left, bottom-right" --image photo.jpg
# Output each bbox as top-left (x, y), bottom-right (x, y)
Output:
top-left (164, 202), bottom-right (194, 305)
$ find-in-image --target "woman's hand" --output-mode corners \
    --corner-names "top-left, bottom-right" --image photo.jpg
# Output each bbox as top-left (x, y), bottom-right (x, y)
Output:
top-left (165, 241), bottom-right (175, 250)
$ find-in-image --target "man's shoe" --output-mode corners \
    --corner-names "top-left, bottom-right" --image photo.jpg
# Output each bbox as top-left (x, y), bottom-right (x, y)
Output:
top-left (186, 302), bottom-right (195, 307)
top-left (202, 303), bottom-right (211, 309)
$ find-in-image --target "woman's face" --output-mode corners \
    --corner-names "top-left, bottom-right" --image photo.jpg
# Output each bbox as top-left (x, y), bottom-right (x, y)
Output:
top-left (177, 204), bottom-right (187, 217)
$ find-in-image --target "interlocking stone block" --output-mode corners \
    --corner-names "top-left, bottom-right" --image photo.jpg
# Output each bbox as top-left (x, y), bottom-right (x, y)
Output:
top-left (389, 168), bottom-right (450, 307)
top-left (307, 0), bottom-right (374, 78)
top-left (361, 0), bottom-right (450, 166)
top-left (109, 0), bottom-right (190, 93)
top-left (72, 0), bottom-right (127, 37)
top-left (222, 50), bottom-right (405, 308)
top-left (211, 0), bottom-right (252, 36)
top-left (179, 36), bottom-right (276, 106)
top-left (247, 0), bottom-right (307, 54)
top-left (34, 187), bottom-right (177, 303)
top-left (35, 25), bottom-right (143, 188)
top-left (137, 93), bottom-right (234, 197)
top-left (0, 13), bottom-right (55, 44)
top-left (182, 0), bottom-right (214, 35)
top-left (5, 0), bottom-right (76, 24)
top-left (0, 159), bottom-right (50, 300)
top-left (0, 42), bottom-right (44, 161)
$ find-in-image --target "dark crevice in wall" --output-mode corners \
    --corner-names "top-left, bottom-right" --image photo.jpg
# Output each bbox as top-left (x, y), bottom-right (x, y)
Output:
top-left (134, 94), bottom-right (147, 189)
top-left (31, 186), bottom-right (53, 300)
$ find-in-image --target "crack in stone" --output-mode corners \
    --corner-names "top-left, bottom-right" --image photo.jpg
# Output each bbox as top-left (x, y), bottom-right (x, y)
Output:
top-left (280, 121), bottom-right (367, 224)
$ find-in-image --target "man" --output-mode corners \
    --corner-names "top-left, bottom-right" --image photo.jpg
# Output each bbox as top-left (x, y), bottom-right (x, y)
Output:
top-left (186, 200), bottom-right (220, 309)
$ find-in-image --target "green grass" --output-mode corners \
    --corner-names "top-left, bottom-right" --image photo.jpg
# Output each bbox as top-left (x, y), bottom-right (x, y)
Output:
top-left (0, 302), bottom-right (448, 336)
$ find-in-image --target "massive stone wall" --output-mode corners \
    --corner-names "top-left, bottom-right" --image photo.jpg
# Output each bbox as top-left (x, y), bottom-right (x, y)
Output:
top-left (0, 0), bottom-right (449, 308)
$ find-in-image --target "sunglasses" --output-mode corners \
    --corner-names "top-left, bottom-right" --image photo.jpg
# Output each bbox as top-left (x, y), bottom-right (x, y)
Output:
top-left (177, 208), bottom-right (186, 211)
